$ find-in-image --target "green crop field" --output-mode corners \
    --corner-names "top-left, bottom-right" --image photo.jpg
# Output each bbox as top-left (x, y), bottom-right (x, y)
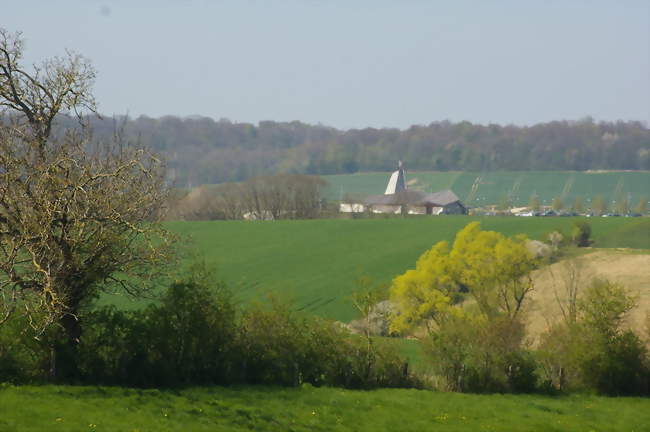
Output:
top-left (102, 216), bottom-right (649, 324)
top-left (324, 170), bottom-right (650, 208)
top-left (1, 384), bottom-right (648, 432)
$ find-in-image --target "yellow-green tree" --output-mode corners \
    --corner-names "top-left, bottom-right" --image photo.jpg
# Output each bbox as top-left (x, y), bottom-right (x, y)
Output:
top-left (389, 241), bottom-right (458, 333)
top-left (390, 222), bottom-right (537, 333)
top-left (389, 222), bottom-right (539, 392)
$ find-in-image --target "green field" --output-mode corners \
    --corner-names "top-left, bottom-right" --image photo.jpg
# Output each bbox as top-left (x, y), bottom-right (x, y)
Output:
top-left (324, 170), bottom-right (650, 208)
top-left (100, 217), bottom-right (650, 323)
top-left (1, 384), bottom-right (648, 432)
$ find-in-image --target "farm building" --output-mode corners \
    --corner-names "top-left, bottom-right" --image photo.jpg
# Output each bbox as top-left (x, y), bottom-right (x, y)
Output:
top-left (339, 161), bottom-right (467, 215)
top-left (365, 189), bottom-right (466, 215)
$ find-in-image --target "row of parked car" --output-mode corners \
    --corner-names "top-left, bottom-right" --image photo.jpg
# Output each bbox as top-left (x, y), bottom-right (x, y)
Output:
top-left (515, 210), bottom-right (644, 217)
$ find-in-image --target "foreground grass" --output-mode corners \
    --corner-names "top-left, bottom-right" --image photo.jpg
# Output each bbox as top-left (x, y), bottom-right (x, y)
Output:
top-left (1, 385), bottom-right (648, 432)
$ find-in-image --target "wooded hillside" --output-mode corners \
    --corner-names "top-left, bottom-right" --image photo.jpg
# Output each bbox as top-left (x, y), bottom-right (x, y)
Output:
top-left (56, 116), bottom-right (650, 186)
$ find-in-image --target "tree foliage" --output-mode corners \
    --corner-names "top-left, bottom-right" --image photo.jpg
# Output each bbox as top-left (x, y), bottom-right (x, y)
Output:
top-left (390, 222), bottom-right (537, 334)
top-left (35, 115), bottom-right (650, 186)
top-left (571, 221), bottom-right (592, 247)
top-left (389, 222), bottom-right (539, 392)
top-left (538, 279), bottom-right (648, 395)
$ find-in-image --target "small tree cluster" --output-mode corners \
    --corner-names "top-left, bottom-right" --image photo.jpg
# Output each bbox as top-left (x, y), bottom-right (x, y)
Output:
top-left (538, 279), bottom-right (649, 395)
top-left (170, 174), bottom-right (327, 220)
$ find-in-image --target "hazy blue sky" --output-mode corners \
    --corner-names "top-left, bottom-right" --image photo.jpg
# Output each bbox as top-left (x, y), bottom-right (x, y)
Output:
top-left (5, 0), bottom-right (649, 129)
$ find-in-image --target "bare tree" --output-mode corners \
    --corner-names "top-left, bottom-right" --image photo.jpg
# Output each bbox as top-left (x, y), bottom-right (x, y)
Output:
top-left (554, 257), bottom-right (585, 325)
top-left (215, 183), bottom-right (244, 220)
top-left (0, 30), bottom-right (175, 377)
top-left (1, 28), bottom-right (96, 145)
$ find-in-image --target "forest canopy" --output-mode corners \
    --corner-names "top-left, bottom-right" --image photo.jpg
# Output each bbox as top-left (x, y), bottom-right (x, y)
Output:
top-left (51, 115), bottom-right (650, 186)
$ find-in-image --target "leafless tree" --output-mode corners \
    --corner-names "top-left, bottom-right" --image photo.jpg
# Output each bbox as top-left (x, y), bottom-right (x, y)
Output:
top-left (1, 28), bottom-right (96, 145)
top-left (215, 183), bottom-right (244, 220)
top-left (0, 29), bottom-right (175, 376)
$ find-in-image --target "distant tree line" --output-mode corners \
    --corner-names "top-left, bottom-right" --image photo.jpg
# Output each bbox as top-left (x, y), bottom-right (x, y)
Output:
top-left (48, 115), bottom-right (650, 186)
top-left (168, 174), bottom-right (327, 220)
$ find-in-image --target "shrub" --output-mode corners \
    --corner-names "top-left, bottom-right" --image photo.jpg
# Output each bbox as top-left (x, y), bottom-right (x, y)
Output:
top-left (0, 314), bottom-right (48, 383)
top-left (77, 272), bottom-right (237, 387)
top-left (571, 221), bottom-right (592, 247)
top-left (579, 330), bottom-right (648, 395)
top-left (235, 299), bottom-right (414, 389)
top-left (424, 314), bottom-right (539, 393)
top-left (2, 272), bottom-right (416, 389)
top-left (537, 279), bottom-right (649, 395)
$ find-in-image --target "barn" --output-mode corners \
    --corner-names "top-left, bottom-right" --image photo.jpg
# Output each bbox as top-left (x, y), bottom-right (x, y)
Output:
top-left (364, 189), bottom-right (467, 215)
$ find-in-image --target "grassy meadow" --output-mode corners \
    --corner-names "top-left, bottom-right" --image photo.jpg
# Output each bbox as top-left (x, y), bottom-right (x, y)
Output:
top-left (1, 384), bottom-right (649, 432)
top-left (112, 216), bottom-right (649, 324)
top-left (324, 170), bottom-right (650, 207)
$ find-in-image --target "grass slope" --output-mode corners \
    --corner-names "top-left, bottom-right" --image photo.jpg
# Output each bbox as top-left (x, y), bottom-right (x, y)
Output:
top-left (324, 170), bottom-right (650, 207)
top-left (103, 217), bottom-right (650, 324)
top-left (1, 385), bottom-right (648, 432)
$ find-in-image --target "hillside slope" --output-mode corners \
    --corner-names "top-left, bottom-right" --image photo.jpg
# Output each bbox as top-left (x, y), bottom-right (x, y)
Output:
top-left (324, 170), bottom-right (650, 208)
top-left (115, 217), bottom-right (650, 323)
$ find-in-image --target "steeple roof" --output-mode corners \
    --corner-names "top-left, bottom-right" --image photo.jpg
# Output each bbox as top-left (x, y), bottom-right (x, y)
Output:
top-left (384, 160), bottom-right (406, 195)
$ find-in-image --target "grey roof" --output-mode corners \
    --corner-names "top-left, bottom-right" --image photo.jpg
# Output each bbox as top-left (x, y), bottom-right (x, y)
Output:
top-left (364, 189), bottom-right (461, 206)
top-left (422, 190), bottom-right (461, 206)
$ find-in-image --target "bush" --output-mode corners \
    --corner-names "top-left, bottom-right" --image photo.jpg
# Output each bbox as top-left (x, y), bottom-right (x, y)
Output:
top-left (425, 314), bottom-right (539, 393)
top-left (537, 279), bottom-right (650, 395)
top-left (77, 272), bottom-right (237, 387)
top-left (235, 299), bottom-right (414, 389)
top-left (580, 330), bottom-right (649, 395)
top-left (0, 271), bottom-right (418, 390)
top-left (571, 221), bottom-right (592, 247)
top-left (0, 314), bottom-right (48, 383)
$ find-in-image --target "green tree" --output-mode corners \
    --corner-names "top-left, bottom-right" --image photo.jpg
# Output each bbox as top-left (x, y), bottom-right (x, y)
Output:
top-left (572, 196), bottom-right (584, 214)
top-left (576, 279), bottom-right (647, 395)
top-left (551, 197), bottom-right (564, 212)
top-left (615, 196), bottom-right (630, 215)
top-left (539, 279), bottom-right (649, 394)
top-left (571, 221), bottom-right (592, 247)
top-left (591, 195), bottom-right (607, 216)
top-left (634, 196), bottom-right (647, 215)
top-left (350, 277), bottom-right (390, 382)
top-left (528, 194), bottom-right (541, 212)
top-left (498, 195), bottom-right (512, 211)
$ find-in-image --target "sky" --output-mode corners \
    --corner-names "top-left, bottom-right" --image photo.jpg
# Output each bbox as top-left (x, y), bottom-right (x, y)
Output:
top-left (4, 0), bottom-right (649, 129)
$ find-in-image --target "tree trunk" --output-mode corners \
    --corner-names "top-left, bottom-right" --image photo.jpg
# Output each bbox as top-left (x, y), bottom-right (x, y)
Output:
top-left (52, 309), bottom-right (82, 381)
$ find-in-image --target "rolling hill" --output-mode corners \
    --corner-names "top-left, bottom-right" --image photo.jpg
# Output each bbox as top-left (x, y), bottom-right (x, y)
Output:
top-left (102, 216), bottom-right (650, 323)
top-left (323, 170), bottom-right (650, 209)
